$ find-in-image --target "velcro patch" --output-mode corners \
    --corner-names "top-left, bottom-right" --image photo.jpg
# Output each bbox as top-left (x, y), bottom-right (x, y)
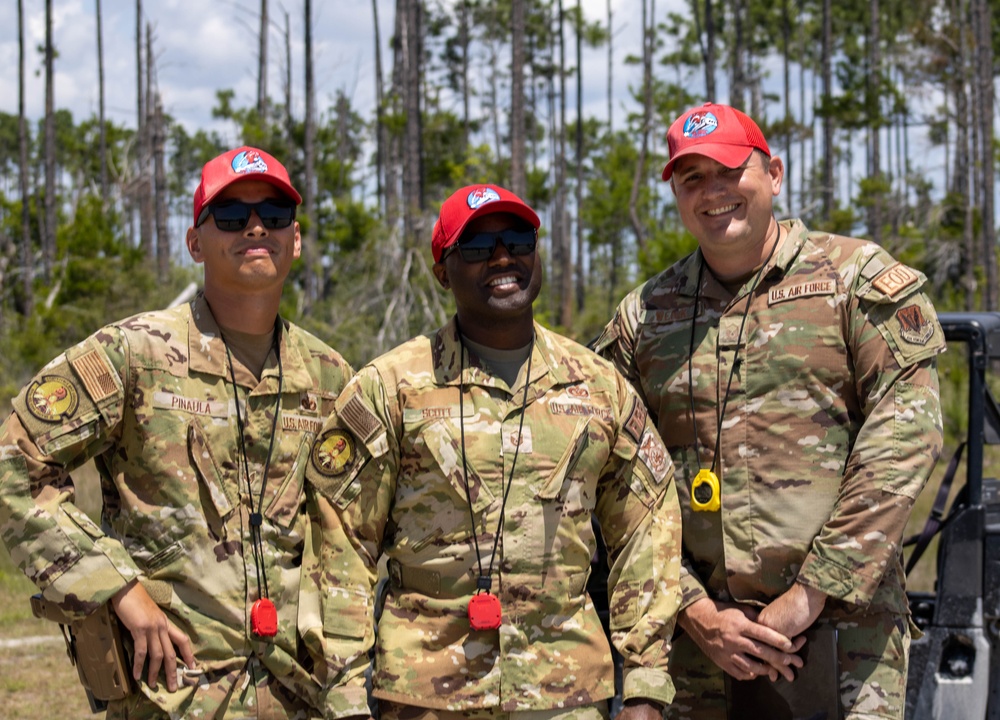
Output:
top-left (768, 280), bottom-right (835, 305)
top-left (339, 393), bottom-right (382, 443)
top-left (637, 431), bottom-right (669, 483)
top-left (153, 392), bottom-right (229, 418)
top-left (69, 349), bottom-right (118, 404)
top-left (896, 304), bottom-right (935, 346)
top-left (25, 376), bottom-right (79, 423)
top-left (623, 396), bottom-right (647, 444)
top-left (872, 263), bottom-right (919, 297)
top-left (312, 430), bottom-right (356, 477)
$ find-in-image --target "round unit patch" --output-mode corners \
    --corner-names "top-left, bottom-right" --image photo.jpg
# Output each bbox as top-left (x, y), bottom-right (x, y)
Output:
top-left (312, 430), bottom-right (355, 476)
top-left (26, 375), bottom-right (80, 422)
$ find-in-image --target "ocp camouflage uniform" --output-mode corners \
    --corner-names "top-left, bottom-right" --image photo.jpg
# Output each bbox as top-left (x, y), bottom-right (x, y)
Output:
top-left (0, 293), bottom-right (363, 719)
top-left (306, 319), bottom-right (683, 713)
top-left (595, 219), bottom-right (945, 720)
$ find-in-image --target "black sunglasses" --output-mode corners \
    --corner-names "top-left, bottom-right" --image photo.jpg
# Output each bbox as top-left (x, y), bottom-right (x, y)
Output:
top-left (446, 228), bottom-right (538, 263)
top-left (197, 199), bottom-right (296, 232)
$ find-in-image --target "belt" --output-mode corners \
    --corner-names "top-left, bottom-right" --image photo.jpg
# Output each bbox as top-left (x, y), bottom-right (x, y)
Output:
top-left (387, 558), bottom-right (473, 599)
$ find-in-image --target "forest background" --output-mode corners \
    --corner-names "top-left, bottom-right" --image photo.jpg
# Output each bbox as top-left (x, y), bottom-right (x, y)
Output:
top-left (1, 0), bottom-right (997, 388)
top-left (0, 0), bottom-right (996, 714)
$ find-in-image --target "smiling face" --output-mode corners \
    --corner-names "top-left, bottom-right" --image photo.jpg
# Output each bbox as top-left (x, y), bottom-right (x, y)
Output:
top-left (185, 178), bottom-right (301, 298)
top-left (432, 212), bottom-right (542, 349)
top-left (670, 150), bottom-right (783, 276)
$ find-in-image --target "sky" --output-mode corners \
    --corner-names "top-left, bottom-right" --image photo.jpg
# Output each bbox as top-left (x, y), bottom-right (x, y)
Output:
top-left (0, 0), bottom-right (656, 146)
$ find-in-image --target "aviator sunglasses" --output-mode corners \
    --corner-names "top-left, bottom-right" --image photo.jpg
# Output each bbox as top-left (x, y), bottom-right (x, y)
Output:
top-left (197, 199), bottom-right (296, 232)
top-left (445, 227), bottom-right (538, 263)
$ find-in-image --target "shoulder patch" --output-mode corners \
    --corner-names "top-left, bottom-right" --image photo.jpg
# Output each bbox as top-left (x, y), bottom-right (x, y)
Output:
top-left (895, 304), bottom-right (935, 346)
top-left (25, 375), bottom-right (80, 422)
top-left (70, 348), bottom-right (118, 403)
top-left (339, 393), bottom-right (382, 443)
top-left (872, 263), bottom-right (919, 298)
top-left (311, 430), bottom-right (356, 477)
top-left (637, 431), bottom-right (670, 484)
top-left (623, 395), bottom-right (647, 444)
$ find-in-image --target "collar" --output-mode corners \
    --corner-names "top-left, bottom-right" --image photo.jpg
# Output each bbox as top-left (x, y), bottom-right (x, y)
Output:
top-left (186, 292), bottom-right (312, 393)
top-left (433, 316), bottom-right (570, 395)
top-left (676, 219), bottom-right (806, 301)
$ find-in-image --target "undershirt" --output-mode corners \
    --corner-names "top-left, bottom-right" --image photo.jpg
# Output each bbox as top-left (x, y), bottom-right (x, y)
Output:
top-left (461, 335), bottom-right (532, 388)
top-left (218, 324), bottom-right (274, 380)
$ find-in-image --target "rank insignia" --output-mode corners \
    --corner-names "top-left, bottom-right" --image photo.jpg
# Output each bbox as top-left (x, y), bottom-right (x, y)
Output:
top-left (25, 376), bottom-right (79, 422)
top-left (311, 430), bottom-right (355, 476)
top-left (896, 304), bottom-right (934, 345)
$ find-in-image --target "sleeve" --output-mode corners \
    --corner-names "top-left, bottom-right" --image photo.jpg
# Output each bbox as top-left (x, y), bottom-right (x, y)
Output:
top-left (304, 366), bottom-right (399, 718)
top-left (0, 329), bottom-right (142, 617)
top-left (593, 293), bottom-right (644, 398)
top-left (597, 381), bottom-right (683, 707)
top-left (596, 294), bottom-right (711, 614)
top-left (796, 258), bottom-right (945, 607)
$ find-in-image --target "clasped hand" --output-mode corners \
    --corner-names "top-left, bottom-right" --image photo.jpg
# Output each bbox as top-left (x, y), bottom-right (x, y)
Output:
top-left (679, 597), bottom-right (806, 682)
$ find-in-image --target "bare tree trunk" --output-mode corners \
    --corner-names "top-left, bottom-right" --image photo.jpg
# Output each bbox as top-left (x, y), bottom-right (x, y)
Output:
top-left (372, 0), bottom-right (385, 207)
top-left (820, 0), bottom-right (834, 220)
top-left (782, 0), bottom-right (792, 215)
top-left (974, 0), bottom-right (996, 309)
top-left (730, 0), bottom-right (747, 109)
top-left (555, 0), bottom-right (572, 328)
top-left (691, 0), bottom-right (716, 100)
top-left (96, 0), bottom-right (108, 206)
top-left (868, 0), bottom-right (882, 244)
top-left (458, 1), bottom-right (471, 149)
top-left (511, 0), bottom-right (527, 197)
top-left (629, 0), bottom-right (652, 251)
top-left (606, 0), bottom-right (613, 131)
top-left (258, 0), bottom-right (269, 125)
top-left (400, 0), bottom-right (424, 246)
top-left (385, 4), bottom-right (404, 237)
top-left (43, 0), bottom-right (56, 283)
top-left (953, 0), bottom-right (974, 309)
top-left (140, 23), bottom-right (155, 262)
top-left (303, 0), bottom-right (319, 308)
top-left (574, 0), bottom-right (584, 314)
top-left (153, 93), bottom-right (170, 281)
top-left (284, 11), bottom-right (293, 160)
top-left (17, 0), bottom-right (33, 316)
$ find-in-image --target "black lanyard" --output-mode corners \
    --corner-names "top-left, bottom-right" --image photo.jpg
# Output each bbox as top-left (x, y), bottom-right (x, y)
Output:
top-left (687, 234), bottom-right (779, 477)
top-left (223, 319), bottom-right (283, 601)
top-left (456, 328), bottom-right (533, 596)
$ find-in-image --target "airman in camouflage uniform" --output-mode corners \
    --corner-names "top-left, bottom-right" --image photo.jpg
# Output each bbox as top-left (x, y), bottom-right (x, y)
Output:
top-left (0, 147), bottom-right (362, 719)
top-left (307, 185), bottom-right (683, 720)
top-left (595, 103), bottom-right (944, 720)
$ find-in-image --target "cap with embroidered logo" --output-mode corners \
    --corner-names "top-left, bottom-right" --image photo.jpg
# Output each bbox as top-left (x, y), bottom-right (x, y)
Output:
top-left (192, 146), bottom-right (302, 226)
top-left (432, 184), bottom-right (540, 262)
top-left (661, 102), bottom-right (771, 181)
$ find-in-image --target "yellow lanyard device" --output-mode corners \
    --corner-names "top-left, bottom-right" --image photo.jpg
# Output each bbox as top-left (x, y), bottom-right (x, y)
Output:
top-left (691, 469), bottom-right (721, 512)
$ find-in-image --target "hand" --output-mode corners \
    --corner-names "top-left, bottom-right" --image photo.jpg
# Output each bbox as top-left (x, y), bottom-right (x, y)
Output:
top-left (756, 582), bottom-right (827, 640)
top-left (679, 598), bottom-right (805, 682)
top-left (111, 580), bottom-right (197, 692)
top-left (616, 699), bottom-right (663, 720)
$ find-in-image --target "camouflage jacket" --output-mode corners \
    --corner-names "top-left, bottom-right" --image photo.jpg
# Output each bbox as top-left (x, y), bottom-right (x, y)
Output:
top-left (0, 293), bottom-right (361, 719)
top-left (306, 318), bottom-right (683, 711)
top-left (595, 219), bottom-right (944, 618)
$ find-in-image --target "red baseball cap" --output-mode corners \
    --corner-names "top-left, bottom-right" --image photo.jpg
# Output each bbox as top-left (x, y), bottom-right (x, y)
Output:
top-left (432, 184), bottom-right (540, 262)
top-left (661, 102), bottom-right (771, 181)
top-left (192, 146), bottom-right (302, 226)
